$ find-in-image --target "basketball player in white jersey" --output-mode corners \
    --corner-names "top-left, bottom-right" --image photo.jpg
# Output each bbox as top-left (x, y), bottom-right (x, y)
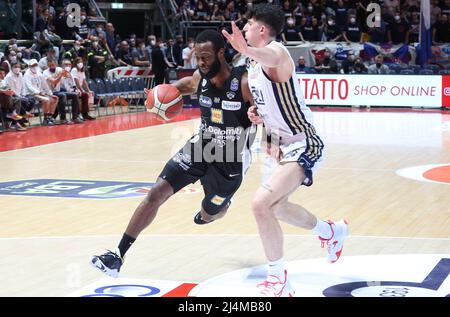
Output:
top-left (223, 3), bottom-right (349, 297)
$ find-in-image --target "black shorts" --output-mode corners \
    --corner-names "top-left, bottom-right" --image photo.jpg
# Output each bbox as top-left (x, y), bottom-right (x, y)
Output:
top-left (158, 138), bottom-right (246, 215)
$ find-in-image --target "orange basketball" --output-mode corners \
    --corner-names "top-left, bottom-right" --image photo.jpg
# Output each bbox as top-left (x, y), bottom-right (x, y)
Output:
top-left (145, 84), bottom-right (183, 120)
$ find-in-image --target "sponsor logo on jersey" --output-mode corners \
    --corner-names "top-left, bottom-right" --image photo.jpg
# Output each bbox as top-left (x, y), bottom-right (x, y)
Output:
top-left (226, 91), bottom-right (235, 99)
top-left (199, 95), bottom-right (212, 108)
top-left (202, 79), bottom-right (207, 87)
top-left (210, 195), bottom-right (226, 206)
top-left (230, 78), bottom-right (239, 92)
top-left (221, 100), bottom-right (241, 111)
top-left (214, 97), bottom-right (221, 104)
top-left (211, 108), bottom-right (223, 124)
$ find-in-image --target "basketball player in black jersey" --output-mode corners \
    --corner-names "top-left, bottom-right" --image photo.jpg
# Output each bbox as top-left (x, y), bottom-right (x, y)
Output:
top-left (90, 30), bottom-right (256, 278)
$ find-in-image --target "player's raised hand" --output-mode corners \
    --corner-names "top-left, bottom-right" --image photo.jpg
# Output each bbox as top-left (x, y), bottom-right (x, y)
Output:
top-left (248, 105), bottom-right (263, 124)
top-left (222, 21), bottom-right (248, 54)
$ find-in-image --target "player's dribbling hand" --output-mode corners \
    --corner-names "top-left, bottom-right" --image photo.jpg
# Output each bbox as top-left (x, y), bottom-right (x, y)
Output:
top-left (248, 105), bottom-right (263, 124)
top-left (144, 87), bottom-right (154, 108)
top-left (222, 21), bottom-right (248, 54)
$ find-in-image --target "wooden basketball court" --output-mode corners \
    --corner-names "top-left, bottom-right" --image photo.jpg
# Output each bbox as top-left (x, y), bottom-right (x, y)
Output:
top-left (0, 108), bottom-right (449, 296)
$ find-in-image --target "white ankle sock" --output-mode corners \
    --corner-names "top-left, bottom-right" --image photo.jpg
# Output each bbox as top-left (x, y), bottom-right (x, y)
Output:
top-left (267, 258), bottom-right (285, 281)
top-left (313, 218), bottom-right (333, 240)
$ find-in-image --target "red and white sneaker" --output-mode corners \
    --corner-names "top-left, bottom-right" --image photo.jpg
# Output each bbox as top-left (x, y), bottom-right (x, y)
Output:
top-left (319, 219), bottom-right (349, 263)
top-left (257, 270), bottom-right (295, 297)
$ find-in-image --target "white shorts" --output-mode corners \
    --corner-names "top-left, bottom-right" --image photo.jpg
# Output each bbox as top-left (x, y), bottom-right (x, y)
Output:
top-left (262, 140), bottom-right (325, 187)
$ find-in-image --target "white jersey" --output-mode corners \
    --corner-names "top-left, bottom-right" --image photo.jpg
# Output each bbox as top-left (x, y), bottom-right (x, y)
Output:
top-left (246, 41), bottom-right (324, 185)
top-left (246, 41), bottom-right (320, 141)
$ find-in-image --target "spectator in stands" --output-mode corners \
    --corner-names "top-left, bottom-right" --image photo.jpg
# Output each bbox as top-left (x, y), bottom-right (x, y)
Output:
top-left (296, 56), bottom-right (312, 73)
top-left (224, 1), bottom-right (241, 21)
top-left (432, 14), bottom-right (450, 45)
top-left (77, 8), bottom-right (90, 40)
top-left (4, 62), bottom-right (37, 122)
top-left (323, 16), bottom-right (343, 42)
top-left (368, 55), bottom-right (390, 74)
top-left (54, 7), bottom-right (71, 40)
top-left (300, 16), bottom-right (321, 41)
top-left (0, 66), bottom-right (25, 131)
top-left (87, 38), bottom-right (108, 80)
top-left (314, 49), bottom-right (338, 74)
top-left (92, 23), bottom-right (106, 39)
top-left (182, 37), bottom-right (197, 69)
top-left (44, 57), bottom-right (83, 124)
top-left (1, 50), bottom-right (18, 74)
top-left (23, 59), bottom-right (58, 126)
top-left (38, 46), bottom-right (57, 72)
top-left (151, 39), bottom-right (169, 85)
top-left (105, 23), bottom-right (117, 56)
top-left (430, 0), bottom-right (442, 25)
top-left (343, 14), bottom-right (363, 43)
top-left (388, 12), bottom-right (410, 44)
top-left (210, 3), bottom-right (225, 21)
top-left (173, 35), bottom-right (185, 66)
top-left (116, 41), bottom-right (133, 67)
top-left (384, 0), bottom-right (400, 11)
top-left (341, 50), bottom-right (356, 74)
top-left (194, 0), bottom-right (211, 21)
top-left (353, 57), bottom-right (368, 74)
top-left (146, 34), bottom-right (157, 63)
top-left (71, 57), bottom-right (95, 121)
top-left (63, 40), bottom-right (82, 63)
top-left (35, 8), bottom-right (51, 33)
top-left (165, 39), bottom-right (179, 68)
top-left (282, 17), bottom-right (303, 43)
top-left (335, 0), bottom-right (349, 30)
top-left (367, 18), bottom-right (388, 44)
top-left (132, 39), bottom-right (151, 67)
top-left (407, 12), bottom-right (420, 43)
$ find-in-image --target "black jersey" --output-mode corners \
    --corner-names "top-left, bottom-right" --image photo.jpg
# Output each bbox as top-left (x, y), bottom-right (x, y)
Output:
top-left (196, 65), bottom-right (252, 152)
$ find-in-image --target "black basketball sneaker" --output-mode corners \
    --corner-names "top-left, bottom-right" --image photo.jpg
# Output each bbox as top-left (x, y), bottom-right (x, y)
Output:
top-left (90, 249), bottom-right (123, 278)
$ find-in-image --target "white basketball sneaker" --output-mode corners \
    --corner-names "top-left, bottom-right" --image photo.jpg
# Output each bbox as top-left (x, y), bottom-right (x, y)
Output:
top-left (319, 219), bottom-right (349, 263)
top-left (257, 270), bottom-right (295, 297)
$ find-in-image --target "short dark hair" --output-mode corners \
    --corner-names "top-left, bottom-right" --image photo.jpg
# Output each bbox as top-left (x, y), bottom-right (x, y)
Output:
top-left (248, 3), bottom-right (285, 37)
top-left (195, 29), bottom-right (225, 53)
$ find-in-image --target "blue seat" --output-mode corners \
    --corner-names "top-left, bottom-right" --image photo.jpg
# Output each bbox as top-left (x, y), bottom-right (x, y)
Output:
top-left (423, 64), bottom-right (440, 74)
top-left (419, 69), bottom-right (434, 75)
top-left (408, 65), bottom-right (421, 74)
top-left (399, 69), bottom-right (414, 75)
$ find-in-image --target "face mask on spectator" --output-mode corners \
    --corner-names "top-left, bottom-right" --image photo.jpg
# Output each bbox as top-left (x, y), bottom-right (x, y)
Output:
top-left (350, 17), bottom-right (356, 23)
top-left (395, 15), bottom-right (401, 21)
top-left (17, 52), bottom-right (22, 58)
top-left (287, 18), bottom-right (295, 26)
top-left (30, 66), bottom-right (38, 74)
top-left (74, 45), bottom-right (80, 50)
top-left (96, 27), bottom-right (103, 33)
top-left (80, 15), bottom-right (86, 22)
top-left (328, 20), bottom-right (334, 26)
top-left (150, 40), bottom-right (156, 46)
top-left (77, 62), bottom-right (84, 69)
top-left (9, 56), bottom-right (17, 63)
top-left (12, 67), bottom-right (20, 74)
top-left (64, 66), bottom-right (71, 72)
top-left (92, 41), bottom-right (98, 47)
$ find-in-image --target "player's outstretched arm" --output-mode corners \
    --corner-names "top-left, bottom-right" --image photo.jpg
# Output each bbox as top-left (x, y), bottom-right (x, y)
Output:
top-left (222, 21), bottom-right (284, 68)
top-left (173, 70), bottom-right (202, 95)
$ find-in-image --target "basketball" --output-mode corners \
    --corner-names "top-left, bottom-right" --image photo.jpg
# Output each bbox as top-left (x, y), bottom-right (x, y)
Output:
top-left (144, 84), bottom-right (183, 121)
